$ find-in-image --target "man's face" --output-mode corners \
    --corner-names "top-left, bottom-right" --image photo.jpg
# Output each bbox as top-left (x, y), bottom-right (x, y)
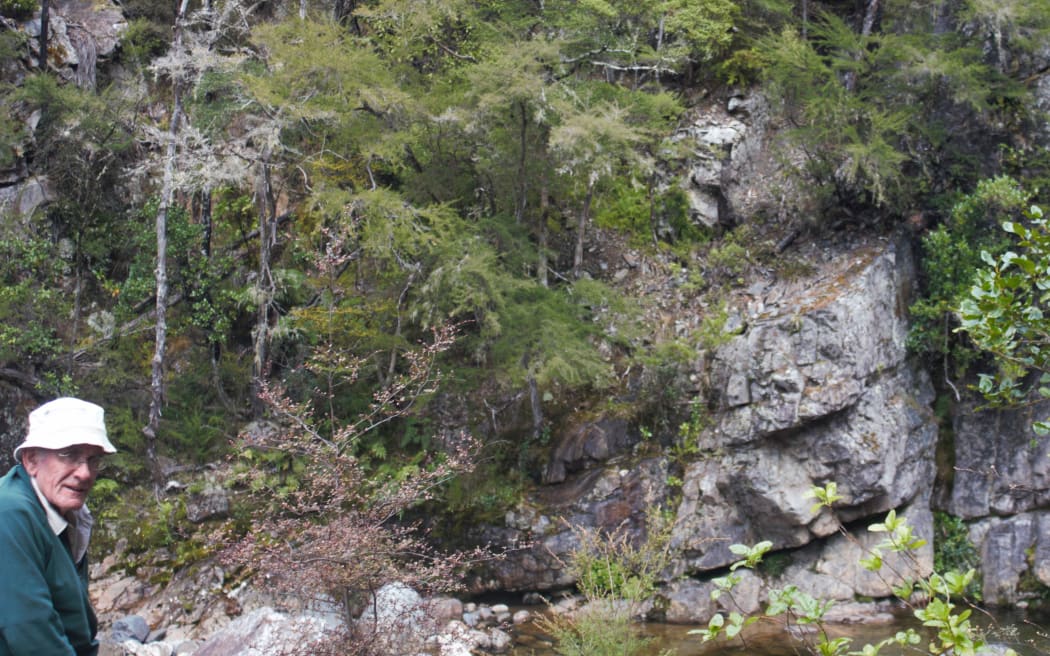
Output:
top-left (22, 445), bottom-right (105, 515)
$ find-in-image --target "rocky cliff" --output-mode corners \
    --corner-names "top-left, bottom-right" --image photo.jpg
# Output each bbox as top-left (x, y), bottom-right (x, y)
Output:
top-left (484, 232), bottom-right (945, 616)
top-left (475, 96), bottom-right (1050, 617)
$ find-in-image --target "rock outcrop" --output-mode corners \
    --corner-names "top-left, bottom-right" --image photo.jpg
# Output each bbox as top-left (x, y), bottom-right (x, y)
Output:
top-left (0, 0), bottom-right (126, 221)
top-left (947, 396), bottom-right (1050, 521)
top-left (677, 92), bottom-right (787, 230)
top-left (940, 387), bottom-right (1050, 606)
top-left (488, 234), bottom-right (940, 611)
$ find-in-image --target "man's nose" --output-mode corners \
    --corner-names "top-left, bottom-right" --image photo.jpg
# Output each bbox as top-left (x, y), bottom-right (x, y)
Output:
top-left (72, 460), bottom-right (96, 478)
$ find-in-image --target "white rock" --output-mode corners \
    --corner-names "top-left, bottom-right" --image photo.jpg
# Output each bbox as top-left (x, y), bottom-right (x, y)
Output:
top-left (120, 641), bottom-right (173, 656)
top-left (356, 582), bottom-right (430, 655)
top-left (489, 628), bottom-right (513, 653)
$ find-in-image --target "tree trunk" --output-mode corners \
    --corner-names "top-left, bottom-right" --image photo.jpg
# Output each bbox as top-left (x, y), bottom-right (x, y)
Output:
top-left (572, 181), bottom-right (594, 279)
top-left (144, 0), bottom-right (191, 492)
top-left (844, 0), bottom-right (880, 92)
top-left (199, 188), bottom-right (233, 410)
top-left (250, 148), bottom-right (277, 419)
top-left (538, 173), bottom-right (549, 288)
top-left (647, 175), bottom-right (658, 247)
top-left (528, 374), bottom-right (542, 440)
top-left (38, 0), bottom-right (49, 70)
top-left (200, 188), bottom-right (212, 257)
top-left (71, 237), bottom-right (82, 378)
top-left (860, 0), bottom-right (880, 36)
top-left (334, 0), bottom-right (360, 30)
top-left (515, 101), bottom-right (528, 224)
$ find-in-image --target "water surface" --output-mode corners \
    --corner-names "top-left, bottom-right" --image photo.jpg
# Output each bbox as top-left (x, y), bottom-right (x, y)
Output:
top-left (510, 608), bottom-right (1050, 655)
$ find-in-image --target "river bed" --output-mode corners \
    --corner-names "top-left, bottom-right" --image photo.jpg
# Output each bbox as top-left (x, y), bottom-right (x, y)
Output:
top-left (509, 607), bottom-right (1050, 655)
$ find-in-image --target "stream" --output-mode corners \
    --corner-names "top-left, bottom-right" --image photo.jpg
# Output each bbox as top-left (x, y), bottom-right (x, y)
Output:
top-left (509, 607), bottom-right (1050, 655)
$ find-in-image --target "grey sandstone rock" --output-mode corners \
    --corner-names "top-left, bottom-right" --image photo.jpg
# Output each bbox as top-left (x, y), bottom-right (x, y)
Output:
top-left (185, 482), bottom-right (230, 524)
top-left (489, 627), bottom-right (514, 652)
top-left (193, 606), bottom-right (332, 656)
top-left (489, 237), bottom-right (946, 613)
top-left (670, 240), bottom-right (936, 576)
top-left (971, 512), bottom-right (1050, 606)
top-left (662, 569), bottom-right (763, 624)
top-left (122, 643), bottom-right (172, 656)
top-left (706, 240), bottom-right (916, 446)
top-left (427, 596), bottom-right (465, 622)
top-left (947, 397), bottom-right (1050, 520)
top-left (110, 615), bottom-right (150, 643)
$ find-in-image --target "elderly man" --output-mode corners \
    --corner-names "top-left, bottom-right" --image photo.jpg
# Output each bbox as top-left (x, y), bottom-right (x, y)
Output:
top-left (0, 397), bottom-right (116, 656)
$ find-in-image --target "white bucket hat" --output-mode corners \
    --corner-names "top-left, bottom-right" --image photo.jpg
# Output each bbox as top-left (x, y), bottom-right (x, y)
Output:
top-left (13, 397), bottom-right (117, 461)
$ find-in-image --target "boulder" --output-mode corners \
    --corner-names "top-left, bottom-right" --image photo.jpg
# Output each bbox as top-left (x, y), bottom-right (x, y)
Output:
top-left (486, 459), bottom-right (670, 591)
top-left (706, 240), bottom-right (916, 446)
top-left (662, 569), bottom-right (762, 624)
top-left (110, 615), bottom-right (150, 643)
top-left (355, 582), bottom-right (431, 655)
top-left (544, 417), bottom-right (633, 484)
top-left (192, 606), bottom-right (332, 656)
top-left (677, 95), bottom-right (777, 229)
top-left (0, 176), bottom-right (56, 218)
top-left (671, 239), bottom-right (936, 574)
top-left (185, 484), bottom-right (230, 524)
top-left (427, 596), bottom-right (464, 623)
top-left (811, 501), bottom-right (934, 598)
top-left (24, 0), bottom-right (126, 88)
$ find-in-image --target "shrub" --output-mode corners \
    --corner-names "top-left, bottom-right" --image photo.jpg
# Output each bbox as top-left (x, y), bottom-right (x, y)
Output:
top-left (908, 176), bottom-right (1026, 372)
top-left (0, 0), bottom-right (35, 19)
top-left (538, 512), bottom-right (675, 656)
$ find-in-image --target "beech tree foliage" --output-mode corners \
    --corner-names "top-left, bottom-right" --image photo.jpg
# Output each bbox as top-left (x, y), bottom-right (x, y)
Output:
top-left (759, 4), bottom-right (1016, 219)
top-left (958, 204), bottom-right (1050, 435)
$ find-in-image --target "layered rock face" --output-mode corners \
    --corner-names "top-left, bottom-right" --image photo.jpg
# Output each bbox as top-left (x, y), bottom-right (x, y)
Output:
top-left (686, 238), bottom-right (936, 561)
top-left (487, 220), bottom-right (1050, 617)
top-left (947, 394), bottom-right (1050, 605)
top-left (482, 82), bottom-right (1050, 612)
top-left (489, 236), bottom-right (940, 616)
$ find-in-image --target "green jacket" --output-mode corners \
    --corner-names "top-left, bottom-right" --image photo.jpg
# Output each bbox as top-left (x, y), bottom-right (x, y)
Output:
top-left (0, 465), bottom-right (99, 656)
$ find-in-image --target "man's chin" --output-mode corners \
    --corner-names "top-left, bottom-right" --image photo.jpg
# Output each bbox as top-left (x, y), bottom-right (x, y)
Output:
top-left (57, 491), bottom-right (88, 513)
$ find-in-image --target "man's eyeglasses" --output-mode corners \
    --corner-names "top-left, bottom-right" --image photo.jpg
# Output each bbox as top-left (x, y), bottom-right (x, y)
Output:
top-left (53, 449), bottom-right (104, 470)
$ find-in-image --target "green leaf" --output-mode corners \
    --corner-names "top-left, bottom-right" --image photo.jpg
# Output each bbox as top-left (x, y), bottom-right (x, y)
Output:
top-left (860, 550), bottom-right (883, 571)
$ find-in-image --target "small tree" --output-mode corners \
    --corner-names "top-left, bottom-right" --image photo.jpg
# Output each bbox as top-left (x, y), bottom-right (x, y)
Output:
top-left (957, 202), bottom-right (1050, 436)
top-left (224, 228), bottom-right (491, 655)
top-left (548, 101), bottom-right (648, 279)
top-left (758, 4), bottom-right (1016, 220)
top-left (907, 176), bottom-right (1026, 391)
